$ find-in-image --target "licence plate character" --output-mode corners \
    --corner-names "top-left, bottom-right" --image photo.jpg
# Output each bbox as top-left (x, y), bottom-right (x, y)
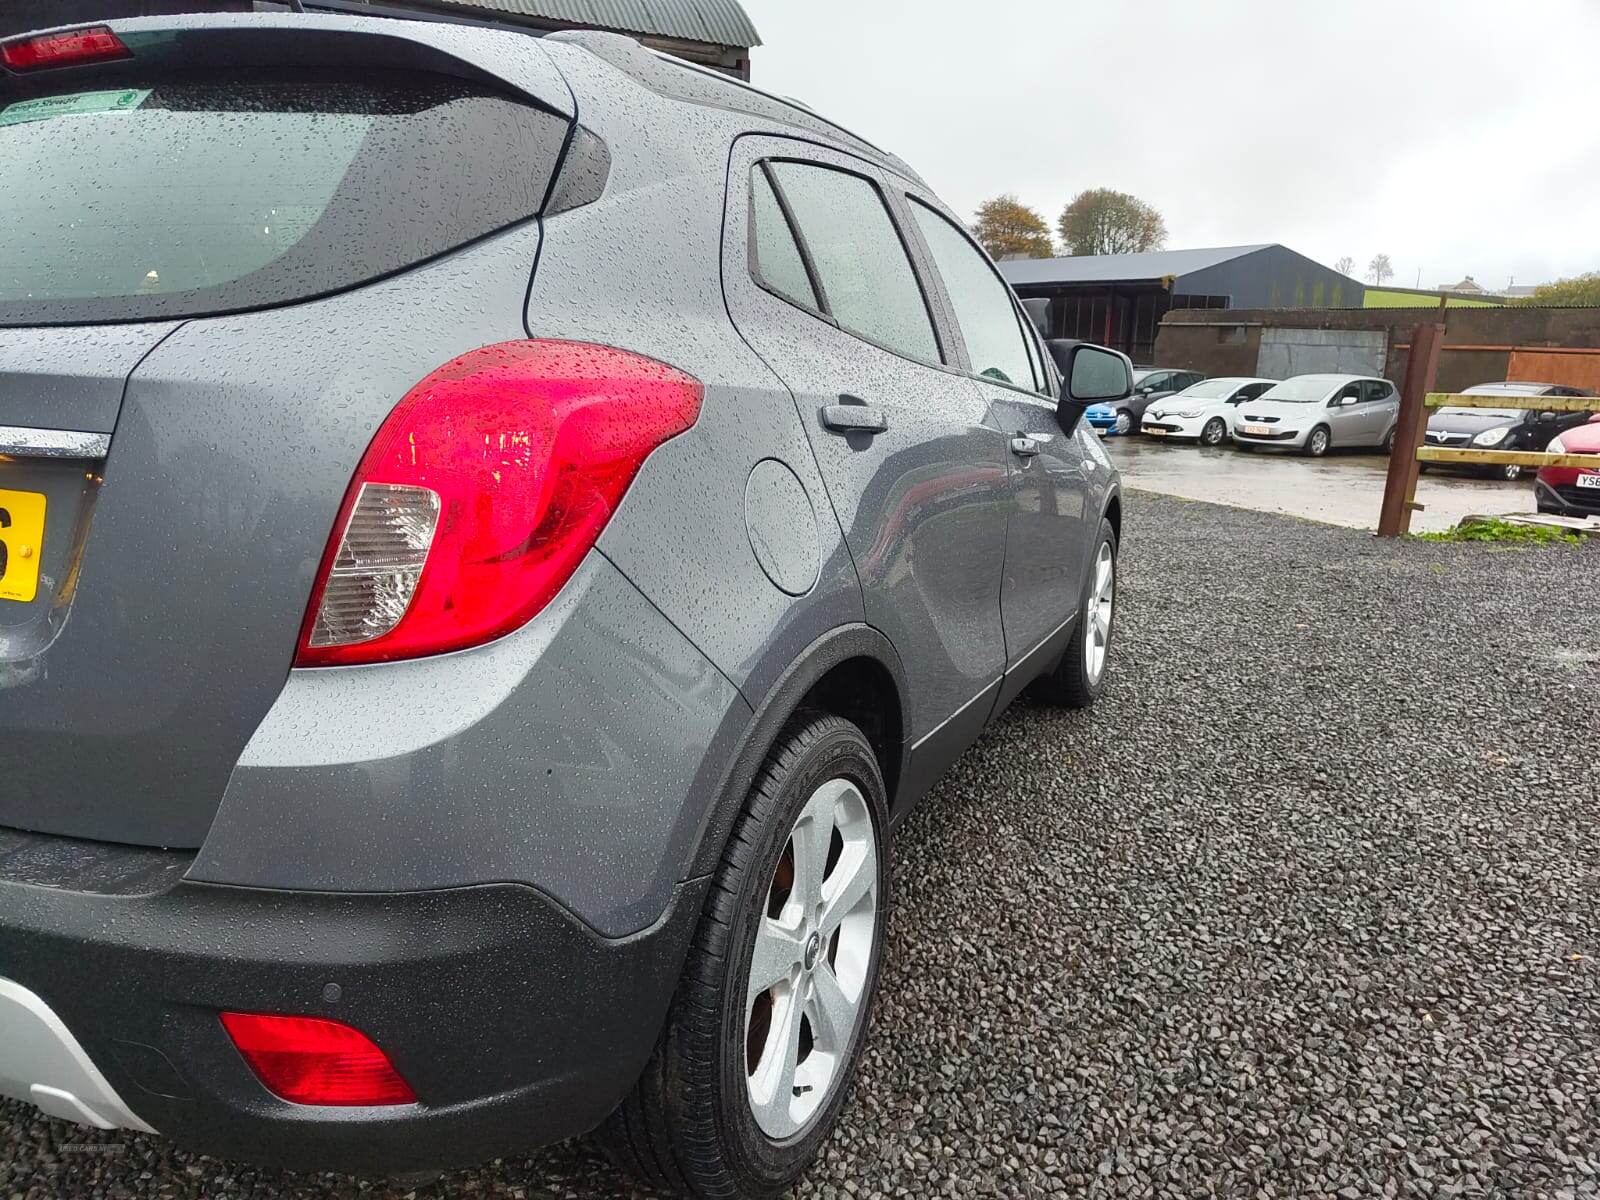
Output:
top-left (0, 489), bottom-right (47, 604)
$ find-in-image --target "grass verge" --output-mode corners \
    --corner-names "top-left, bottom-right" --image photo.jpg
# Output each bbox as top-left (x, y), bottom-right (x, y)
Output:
top-left (1414, 518), bottom-right (1581, 546)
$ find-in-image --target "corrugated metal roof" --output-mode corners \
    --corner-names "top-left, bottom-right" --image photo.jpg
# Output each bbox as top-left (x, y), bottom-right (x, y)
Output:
top-left (1000, 245), bottom-right (1274, 287)
top-left (436, 0), bottom-right (760, 46)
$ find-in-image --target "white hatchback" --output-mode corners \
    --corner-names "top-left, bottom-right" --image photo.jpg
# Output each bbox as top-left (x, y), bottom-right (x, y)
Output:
top-left (1141, 377), bottom-right (1277, 445)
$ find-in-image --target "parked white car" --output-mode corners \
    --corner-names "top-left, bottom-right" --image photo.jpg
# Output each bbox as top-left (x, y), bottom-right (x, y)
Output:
top-left (1232, 374), bottom-right (1401, 456)
top-left (1141, 377), bottom-right (1277, 445)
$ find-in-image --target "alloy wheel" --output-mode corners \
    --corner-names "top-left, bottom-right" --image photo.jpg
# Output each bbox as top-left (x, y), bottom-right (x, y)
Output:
top-left (1114, 410), bottom-right (1133, 436)
top-left (1084, 540), bottom-right (1115, 684)
top-left (1308, 428), bottom-right (1330, 457)
top-left (1202, 418), bottom-right (1226, 446)
top-left (745, 778), bottom-right (878, 1140)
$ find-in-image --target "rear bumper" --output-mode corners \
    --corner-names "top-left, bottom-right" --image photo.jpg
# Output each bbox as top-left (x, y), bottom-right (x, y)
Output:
top-left (0, 844), bottom-right (705, 1173)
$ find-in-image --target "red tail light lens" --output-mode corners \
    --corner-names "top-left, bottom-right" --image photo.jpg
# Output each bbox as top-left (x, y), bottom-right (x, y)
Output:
top-left (296, 340), bottom-right (702, 667)
top-left (1, 26), bottom-right (132, 72)
top-left (220, 1012), bottom-right (416, 1107)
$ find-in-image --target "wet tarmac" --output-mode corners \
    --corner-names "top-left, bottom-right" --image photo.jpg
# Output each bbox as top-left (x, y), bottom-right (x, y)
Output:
top-left (1103, 433), bottom-right (1534, 533)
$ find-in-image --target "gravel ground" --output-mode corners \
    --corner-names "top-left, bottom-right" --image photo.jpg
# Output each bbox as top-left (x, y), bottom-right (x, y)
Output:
top-left (5, 492), bottom-right (1598, 1199)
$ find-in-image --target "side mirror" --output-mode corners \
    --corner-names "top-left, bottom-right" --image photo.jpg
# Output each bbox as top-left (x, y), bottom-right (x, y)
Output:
top-left (1045, 340), bottom-right (1133, 434)
top-left (1538, 410), bottom-right (1559, 424)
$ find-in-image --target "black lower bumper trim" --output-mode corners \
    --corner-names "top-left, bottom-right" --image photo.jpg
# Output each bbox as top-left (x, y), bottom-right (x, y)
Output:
top-left (0, 871), bottom-right (707, 1173)
top-left (1535, 478), bottom-right (1600, 518)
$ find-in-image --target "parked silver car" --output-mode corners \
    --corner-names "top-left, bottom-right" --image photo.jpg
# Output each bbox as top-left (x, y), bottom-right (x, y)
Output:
top-left (1232, 374), bottom-right (1401, 456)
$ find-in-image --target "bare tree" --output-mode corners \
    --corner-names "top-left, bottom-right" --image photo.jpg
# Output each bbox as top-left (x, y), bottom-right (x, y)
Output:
top-left (1367, 254), bottom-right (1394, 286)
top-left (1056, 189), bottom-right (1167, 256)
top-left (1334, 256), bottom-right (1355, 277)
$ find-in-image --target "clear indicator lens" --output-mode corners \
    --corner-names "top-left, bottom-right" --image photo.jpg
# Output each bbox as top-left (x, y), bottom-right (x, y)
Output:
top-left (309, 483), bottom-right (440, 649)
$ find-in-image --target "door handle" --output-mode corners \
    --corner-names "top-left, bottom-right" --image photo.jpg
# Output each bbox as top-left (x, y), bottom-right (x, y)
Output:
top-left (821, 404), bottom-right (888, 435)
top-left (1010, 436), bottom-right (1042, 458)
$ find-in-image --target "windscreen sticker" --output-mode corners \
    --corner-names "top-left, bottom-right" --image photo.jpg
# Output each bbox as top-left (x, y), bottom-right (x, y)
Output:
top-left (0, 88), bottom-right (151, 129)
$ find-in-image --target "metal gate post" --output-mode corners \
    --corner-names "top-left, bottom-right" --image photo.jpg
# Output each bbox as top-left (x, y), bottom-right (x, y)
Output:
top-left (1377, 321), bottom-right (1444, 537)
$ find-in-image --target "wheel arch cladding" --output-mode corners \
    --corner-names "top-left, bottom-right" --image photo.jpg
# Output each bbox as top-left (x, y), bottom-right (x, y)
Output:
top-left (1104, 492), bottom-right (1123, 544)
top-left (687, 625), bottom-right (908, 881)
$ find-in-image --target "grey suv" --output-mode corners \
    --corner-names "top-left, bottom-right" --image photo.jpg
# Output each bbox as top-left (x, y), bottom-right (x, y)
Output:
top-left (0, 14), bottom-right (1126, 1198)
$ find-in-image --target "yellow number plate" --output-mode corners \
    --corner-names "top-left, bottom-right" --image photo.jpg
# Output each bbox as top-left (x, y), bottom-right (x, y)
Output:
top-left (0, 488), bottom-right (47, 604)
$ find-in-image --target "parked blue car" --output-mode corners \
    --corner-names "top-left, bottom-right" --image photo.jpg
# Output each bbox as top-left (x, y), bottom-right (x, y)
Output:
top-left (1084, 401), bottom-right (1122, 434)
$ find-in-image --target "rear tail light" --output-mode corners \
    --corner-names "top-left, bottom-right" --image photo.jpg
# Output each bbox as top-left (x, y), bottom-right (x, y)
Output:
top-left (296, 340), bottom-right (702, 667)
top-left (1, 26), bottom-right (132, 72)
top-left (220, 1012), bottom-right (416, 1107)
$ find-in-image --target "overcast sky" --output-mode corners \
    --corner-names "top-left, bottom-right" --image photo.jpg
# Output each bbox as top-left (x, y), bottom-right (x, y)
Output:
top-left (739, 0), bottom-right (1598, 290)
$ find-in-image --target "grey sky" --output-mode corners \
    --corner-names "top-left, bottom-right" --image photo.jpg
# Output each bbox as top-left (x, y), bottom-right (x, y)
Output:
top-left (739, 0), bottom-right (1598, 290)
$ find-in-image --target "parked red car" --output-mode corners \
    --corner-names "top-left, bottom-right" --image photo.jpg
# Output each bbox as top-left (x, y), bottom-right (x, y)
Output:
top-left (1536, 414), bottom-right (1600, 517)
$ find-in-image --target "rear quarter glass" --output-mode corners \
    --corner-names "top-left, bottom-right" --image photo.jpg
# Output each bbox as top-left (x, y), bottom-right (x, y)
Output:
top-left (0, 68), bottom-right (568, 326)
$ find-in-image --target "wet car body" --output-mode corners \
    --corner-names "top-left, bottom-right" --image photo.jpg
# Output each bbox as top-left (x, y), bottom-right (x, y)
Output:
top-left (0, 13), bottom-right (1127, 1194)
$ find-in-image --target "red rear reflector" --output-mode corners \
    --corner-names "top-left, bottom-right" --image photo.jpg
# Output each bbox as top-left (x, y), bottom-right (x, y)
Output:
top-left (1, 26), bottom-right (132, 72)
top-left (296, 340), bottom-right (703, 667)
top-left (220, 1012), bottom-right (416, 1107)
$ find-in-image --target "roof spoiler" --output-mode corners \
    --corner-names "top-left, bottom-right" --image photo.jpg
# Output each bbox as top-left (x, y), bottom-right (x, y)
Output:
top-left (1, 12), bottom-right (574, 118)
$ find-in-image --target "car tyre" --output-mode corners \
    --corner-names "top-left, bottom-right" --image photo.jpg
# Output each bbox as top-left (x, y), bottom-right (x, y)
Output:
top-left (1381, 427), bottom-right (1397, 455)
top-left (1114, 409), bottom-right (1134, 436)
top-left (595, 711), bottom-right (889, 1200)
top-left (1032, 517), bottom-right (1118, 709)
top-left (1304, 426), bottom-right (1331, 458)
top-left (1200, 418), bottom-right (1227, 446)
top-left (1501, 462), bottom-right (1524, 482)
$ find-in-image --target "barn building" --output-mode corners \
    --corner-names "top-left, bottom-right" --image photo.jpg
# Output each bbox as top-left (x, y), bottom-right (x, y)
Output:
top-left (1001, 244), bottom-right (1362, 364)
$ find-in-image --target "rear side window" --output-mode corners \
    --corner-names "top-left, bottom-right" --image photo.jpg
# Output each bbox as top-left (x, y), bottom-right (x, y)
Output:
top-left (0, 69), bottom-right (567, 326)
top-left (908, 200), bottom-right (1041, 393)
top-left (765, 161), bottom-right (941, 365)
top-left (749, 166), bottom-right (819, 312)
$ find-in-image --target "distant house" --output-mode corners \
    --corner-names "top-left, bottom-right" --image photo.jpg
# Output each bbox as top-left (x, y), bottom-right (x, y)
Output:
top-left (0, 0), bottom-right (762, 77)
top-left (999, 244), bottom-right (1360, 363)
top-left (1437, 275), bottom-right (1489, 295)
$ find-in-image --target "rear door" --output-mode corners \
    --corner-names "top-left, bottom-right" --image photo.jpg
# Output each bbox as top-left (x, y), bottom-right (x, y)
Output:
top-left (899, 195), bottom-right (1090, 686)
top-left (723, 137), bottom-right (1010, 791)
top-left (0, 43), bottom-right (571, 845)
top-left (1359, 379), bottom-right (1399, 443)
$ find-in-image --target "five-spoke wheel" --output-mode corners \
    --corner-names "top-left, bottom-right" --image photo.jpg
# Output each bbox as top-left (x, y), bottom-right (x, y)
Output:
top-left (745, 778), bottom-right (877, 1138)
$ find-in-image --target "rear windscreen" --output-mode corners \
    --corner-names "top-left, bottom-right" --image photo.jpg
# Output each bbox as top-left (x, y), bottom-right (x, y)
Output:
top-left (0, 69), bottom-right (567, 326)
